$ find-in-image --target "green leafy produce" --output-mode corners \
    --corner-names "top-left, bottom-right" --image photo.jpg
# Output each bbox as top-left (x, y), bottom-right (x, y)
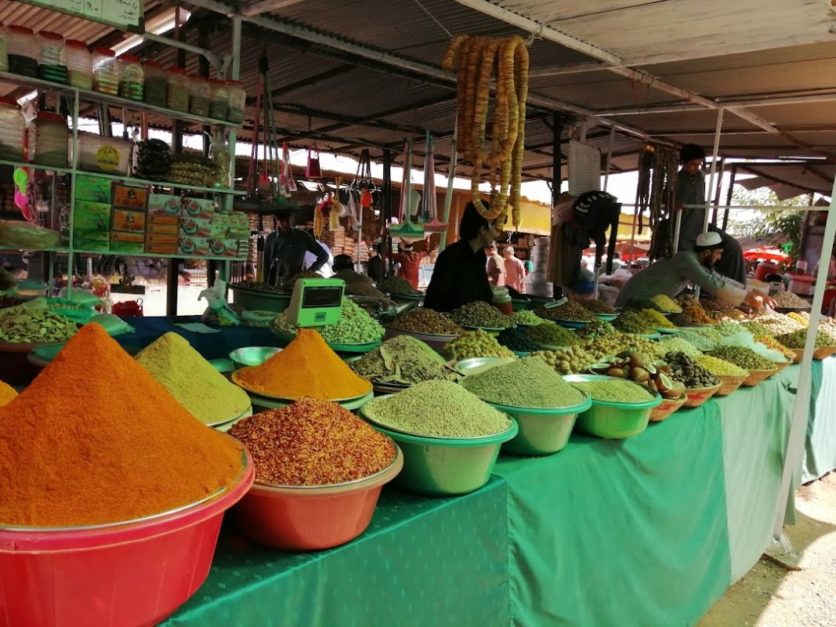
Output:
top-left (450, 301), bottom-right (513, 329)
top-left (352, 335), bottom-right (456, 385)
top-left (461, 356), bottom-right (585, 408)
top-left (569, 379), bottom-right (654, 403)
top-left (363, 380), bottom-right (512, 438)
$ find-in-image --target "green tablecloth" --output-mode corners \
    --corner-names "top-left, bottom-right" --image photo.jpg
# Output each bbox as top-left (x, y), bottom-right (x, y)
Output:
top-left (803, 357), bottom-right (836, 482)
top-left (164, 483), bottom-right (510, 626)
top-left (164, 370), bottom-right (802, 627)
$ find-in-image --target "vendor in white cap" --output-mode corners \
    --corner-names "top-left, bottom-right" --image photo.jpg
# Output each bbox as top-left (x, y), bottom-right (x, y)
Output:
top-left (616, 232), bottom-right (774, 309)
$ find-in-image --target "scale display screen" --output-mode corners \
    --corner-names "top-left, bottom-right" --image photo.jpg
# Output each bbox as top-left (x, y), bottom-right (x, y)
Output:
top-left (287, 278), bottom-right (345, 328)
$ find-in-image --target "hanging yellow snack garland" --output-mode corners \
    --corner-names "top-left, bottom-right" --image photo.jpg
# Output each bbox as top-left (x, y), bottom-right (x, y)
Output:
top-left (442, 35), bottom-right (529, 226)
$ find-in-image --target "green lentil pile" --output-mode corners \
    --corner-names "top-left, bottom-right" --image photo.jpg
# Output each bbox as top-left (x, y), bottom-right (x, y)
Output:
top-left (379, 276), bottom-right (420, 295)
top-left (569, 379), bottom-right (654, 403)
top-left (695, 354), bottom-right (749, 377)
top-left (446, 330), bottom-right (516, 361)
top-left (613, 310), bottom-right (655, 334)
top-left (510, 310), bottom-right (544, 326)
top-left (525, 322), bottom-right (578, 347)
top-left (461, 356), bottom-right (586, 408)
top-left (575, 320), bottom-right (617, 340)
top-left (352, 335), bottom-right (457, 385)
top-left (579, 299), bottom-right (616, 314)
top-left (450, 301), bottom-right (513, 329)
top-left (534, 346), bottom-right (596, 374)
top-left (708, 346), bottom-right (777, 371)
top-left (363, 380), bottom-right (513, 438)
top-left (665, 352), bottom-right (720, 388)
top-left (230, 399), bottom-right (396, 486)
top-left (388, 308), bottom-right (462, 336)
top-left (535, 301), bottom-right (596, 322)
top-left (777, 328), bottom-right (836, 349)
top-left (0, 308), bottom-right (78, 344)
top-left (673, 329), bottom-right (718, 352)
top-left (497, 326), bottom-right (542, 353)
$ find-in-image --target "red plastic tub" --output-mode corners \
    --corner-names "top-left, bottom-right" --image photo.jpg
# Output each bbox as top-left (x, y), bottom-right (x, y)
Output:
top-left (0, 444), bottom-right (253, 627)
top-left (235, 445), bottom-right (402, 551)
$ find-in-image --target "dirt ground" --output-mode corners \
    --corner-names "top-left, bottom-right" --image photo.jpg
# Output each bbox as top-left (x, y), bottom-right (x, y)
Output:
top-left (700, 473), bottom-right (836, 627)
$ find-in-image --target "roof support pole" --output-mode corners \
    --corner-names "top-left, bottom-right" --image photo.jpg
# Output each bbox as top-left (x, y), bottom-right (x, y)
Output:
top-left (552, 112), bottom-right (564, 205)
top-left (767, 173), bottom-right (836, 566)
top-left (603, 125), bottom-right (616, 192)
top-left (703, 109), bottom-right (725, 233)
top-left (722, 165), bottom-right (738, 231)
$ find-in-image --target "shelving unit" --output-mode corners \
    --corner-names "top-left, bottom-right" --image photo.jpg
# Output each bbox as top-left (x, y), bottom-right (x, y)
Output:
top-left (0, 9), bottom-right (247, 304)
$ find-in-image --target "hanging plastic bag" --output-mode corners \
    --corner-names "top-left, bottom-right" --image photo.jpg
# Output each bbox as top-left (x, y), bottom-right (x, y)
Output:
top-left (280, 142), bottom-right (297, 194)
top-left (198, 280), bottom-right (239, 327)
top-left (306, 143), bottom-right (322, 179)
top-left (346, 190), bottom-right (359, 226)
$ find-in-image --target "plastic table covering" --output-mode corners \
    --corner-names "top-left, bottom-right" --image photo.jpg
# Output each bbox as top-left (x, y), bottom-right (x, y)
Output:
top-left (803, 356), bottom-right (836, 483)
top-left (162, 368), bottom-right (802, 627)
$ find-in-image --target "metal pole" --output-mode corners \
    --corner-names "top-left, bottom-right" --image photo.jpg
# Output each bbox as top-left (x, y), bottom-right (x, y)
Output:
top-left (439, 127), bottom-right (457, 250)
top-left (703, 108), bottom-right (724, 233)
top-left (602, 125), bottom-right (616, 192)
top-left (768, 173), bottom-right (836, 558)
top-left (712, 157), bottom-right (725, 225)
top-left (382, 149), bottom-right (392, 275)
top-left (552, 112), bottom-right (563, 205)
top-left (167, 1), bottom-right (186, 316)
top-left (723, 165), bottom-right (737, 231)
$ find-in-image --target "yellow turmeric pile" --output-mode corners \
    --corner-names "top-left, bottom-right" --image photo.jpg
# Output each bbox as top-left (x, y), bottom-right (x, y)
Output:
top-left (232, 328), bottom-right (371, 400)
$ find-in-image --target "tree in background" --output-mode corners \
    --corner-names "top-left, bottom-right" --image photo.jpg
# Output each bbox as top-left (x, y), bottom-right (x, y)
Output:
top-left (725, 187), bottom-right (806, 259)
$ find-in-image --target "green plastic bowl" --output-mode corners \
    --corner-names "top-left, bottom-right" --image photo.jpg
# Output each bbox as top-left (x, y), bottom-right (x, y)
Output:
top-left (489, 394), bottom-right (592, 455)
top-left (229, 346), bottom-right (281, 368)
top-left (594, 313), bottom-right (618, 322)
top-left (366, 420), bottom-right (519, 496)
top-left (564, 374), bottom-right (662, 439)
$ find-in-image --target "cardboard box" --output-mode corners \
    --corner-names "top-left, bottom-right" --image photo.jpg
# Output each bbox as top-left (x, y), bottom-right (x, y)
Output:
top-left (73, 201), bottom-right (111, 235)
top-left (147, 193), bottom-right (183, 217)
top-left (110, 231), bottom-right (145, 253)
top-left (146, 222), bottom-right (180, 235)
top-left (75, 176), bottom-right (113, 203)
top-left (145, 233), bottom-right (179, 246)
top-left (75, 237), bottom-right (110, 252)
top-left (144, 243), bottom-right (178, 255)
top-left (180, 216), bottom-right (213, 238)
top-left (178, 236), bottom-right (211, 257)
top-left (112, 184), bottom-right (149, 211)
top-left (182, 197), bottom-right (215, 218)
top-left (111, 209), bottom-right (146, 234)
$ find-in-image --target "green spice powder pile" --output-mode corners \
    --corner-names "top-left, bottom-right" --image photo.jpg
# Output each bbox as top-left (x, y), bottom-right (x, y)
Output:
top-left (570, 379), bottom-right (654, 403)
top-left (363, 380), bottom-right (512, 438)
top-left (461, 356), bottom-right (585, 408)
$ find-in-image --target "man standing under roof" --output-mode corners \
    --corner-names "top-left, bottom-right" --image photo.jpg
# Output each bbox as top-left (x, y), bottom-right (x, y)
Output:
top-left (263, 211), bottom-right (329, 286)
top-left (424, 201), bottom-right (504, 312)
top-left (675, 144), bottom-right (747, 284)
top-left (616, 231), bottom-right (774, 309)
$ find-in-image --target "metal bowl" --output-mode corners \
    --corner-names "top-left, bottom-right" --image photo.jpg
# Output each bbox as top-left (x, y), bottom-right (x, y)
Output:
top-left (229, 346), bottom-right (281, 368)
top-left (563, 374), bottom-right (662, 439)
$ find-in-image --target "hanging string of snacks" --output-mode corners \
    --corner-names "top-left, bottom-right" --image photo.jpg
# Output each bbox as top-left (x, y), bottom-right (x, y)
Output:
top-left (442, 34), bottom-right (529, 226)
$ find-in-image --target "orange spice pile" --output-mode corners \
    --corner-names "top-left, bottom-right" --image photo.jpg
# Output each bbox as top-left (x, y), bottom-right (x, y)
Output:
top-left (232, 328), bottom-right (371, 400)
top-left (0, 323), bottom-right (244, 527)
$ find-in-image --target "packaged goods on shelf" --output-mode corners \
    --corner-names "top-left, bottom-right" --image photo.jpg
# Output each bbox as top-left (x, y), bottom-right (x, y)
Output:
top-left (75, 132), bottom-right (132, 175)
top-left (31, 111), bottom-right (68, 168)
top-left (0, 97), bottom-right (25, 161)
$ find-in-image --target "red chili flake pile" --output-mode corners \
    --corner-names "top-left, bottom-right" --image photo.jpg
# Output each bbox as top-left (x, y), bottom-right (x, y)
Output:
top-left (229, 398), bottom-right (396, 486)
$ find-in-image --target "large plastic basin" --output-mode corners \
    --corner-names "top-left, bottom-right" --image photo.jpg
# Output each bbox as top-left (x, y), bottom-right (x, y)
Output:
top-left (565, 374), bottom-right (661, 439)
top-left (490, 395), bottom-right (592, 455)
top-left (235, 445), bottom-right (403, 551)
top-left (368, 420), bottom-right (518, 496)
top-left (0, 443), bottom-right (253, 627)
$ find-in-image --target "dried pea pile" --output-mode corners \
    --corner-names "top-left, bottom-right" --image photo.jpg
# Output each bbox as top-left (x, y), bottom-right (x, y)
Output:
top-left (534, 346), bottom-right (596, 375)
top-left (650, 294), bottom-right (682, 313)
top-left (613, 310), bottom-right (655, 334)
top-left (450, 301), bottom-right (513, 329)
top-left (446, 330), bottom-right (516, 361)
top-left (363, 380), bottom-right (512, 438)
top-left (230, 399), bottom-right (396, 486)
top-left (695, 354), bottom-right (749, 378)
top-left (708, 346), bottom-right (777, 371)
top-left (388, 308), bottom-right (462, 335)
top-left (461, 356), bottom-right (585, 408)
top-left (352, 335), bottom-right (457, 385)
top-left (569, 379), bottom-right (654, 403)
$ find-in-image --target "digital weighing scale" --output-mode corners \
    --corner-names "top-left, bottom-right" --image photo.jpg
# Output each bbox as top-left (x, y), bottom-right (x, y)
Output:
top-left (286, 278), bottom-right (346, 328)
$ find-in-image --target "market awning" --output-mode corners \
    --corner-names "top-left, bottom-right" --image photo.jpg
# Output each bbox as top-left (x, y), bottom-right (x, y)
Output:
top-left (743, 247), bottom-right (790, 263)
